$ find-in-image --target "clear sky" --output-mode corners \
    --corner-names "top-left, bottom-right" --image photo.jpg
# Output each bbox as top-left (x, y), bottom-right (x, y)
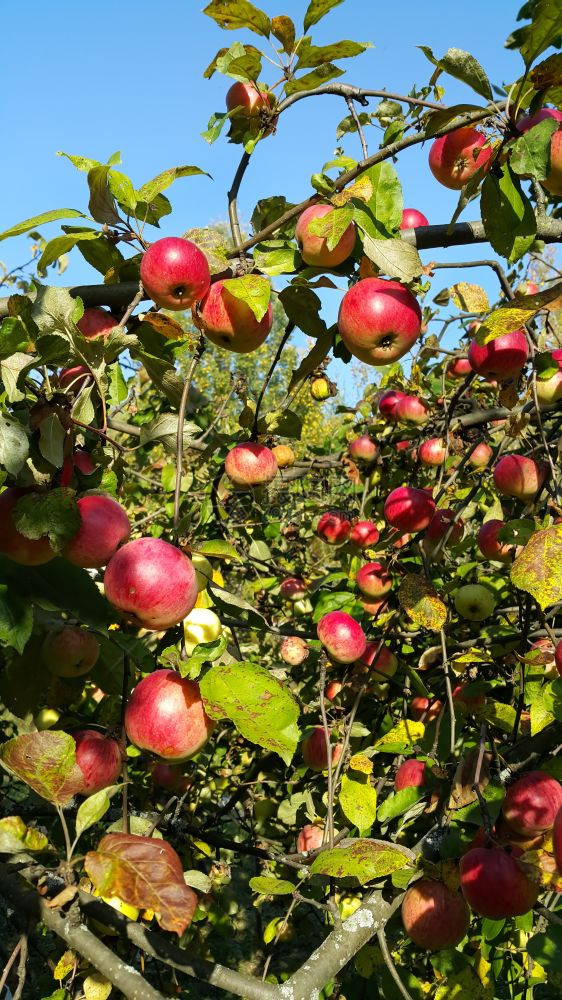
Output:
top-left (0, 0), bottom-right (533, 399)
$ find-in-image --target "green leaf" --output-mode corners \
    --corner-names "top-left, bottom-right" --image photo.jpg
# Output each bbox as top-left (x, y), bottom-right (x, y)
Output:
top-left (87, 165), bottom-right (121, 225)
top-left (37, 231), bottom-right (100, 272)
top-left (210, 41), bottom-right (263, 82)
top-left (510, 117), bottom-right (558, 180)
top-left (251, 195), bottom-right (297, 237)
top-left (75, 233), bottom-right (125, 276)
top-left (200, 660), bottom-right (300, 765)
top-left (203, 0), bottom-right (271, 36)
top-left (0, 318), bottom-right (29, 359)
top-left (108, 170), bottom-right (138, 213)
top-left (253, 241), bottom-right (301, 276)
top-left (38, 413), bottom-right (66, 468)
top-left (527, 925), bottom-right (562, 972)
top-left (249, 875), bottom-right (296, 895)
top-left (303, 0), bottom-right (344, 31)
top-left (362, 162), bottom-right (403, 236)
top-left (30, 284), bottom-right (83, 337)
top-left (296, 38), bottom-right (371, 69)
top-left (285, 63), bottom-right (345, 95)
top-left (271, 15), bottom-right (295, 54)
top-left (208, 581), bottom-right (270, 630)
top-left (0, 208), bottom-right (86, 243)
top-left (451, 781), bottom-right (504, 825)
top-left (307, 204), bottom-right (354, 251)
top-left (193, 539), bottom-right (241, 562)
top-left (279, 285), bottom-right (327, 337)
top-left (482, 700), bottom-right (517, 734)
top-left (0, 414), bottom-right (29, 475)
top-left (107, 363), bottom-right (128, 407)
top-left (137, 165), bottom-right (210, 204)
top-left (221, 275), bottom-right (270, 322)
top-left (0, 556), bottom-right (114, 628)
top-left (258, 408), bottom-right (302, 439)
top-left (377, 786), bottom-right (426, 824)
top-left (138, 413), bottom-right (199, 453)
top-left (361, 233), bottom-right (423, 283)
top-left (511, 524), bottom-right (562, 610)
top-left (57, 151), bottom-right (102, 173)
top-left (423, 104), bottom-right (484, 138)
top-left (310, 837), bottom-right (413, 884)
top-left (71, 384), bottom-right (96, 427)
top-left (0, 586), bottom-right (33, 654)
top-left (75, 784), bottom-right (122, 841)
top-left (508, 0), bottom-right (562, 67)
top-left (419, 46), bottom-right (493, 100)
top-left (0, 730), bottom-right (83, 806)
top-left (12, 488), bottom-right (80, 553)
top-left (1, 352), bottom-right (33, 403)
top-left (183, 227), bottom-right (231, 274)
top-left (339, 773), bottom-right (377, 833)
top-left (480, 166), bottom-right (536, 263)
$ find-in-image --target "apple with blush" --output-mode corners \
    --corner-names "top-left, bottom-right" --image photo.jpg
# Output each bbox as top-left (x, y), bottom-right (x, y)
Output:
top-left (77, 307), bottom-right (117, 340)
top-left (316, 511), bottom-right (351, 545)
top-left (73, 729), bottom-right (122, 796)
top-left (448, 356), bottom-right (472, 378)
top-left (295, 204), bottom-right (356, 268)
top-left (42, 626), bottom-right (100, 678)
top-left (338, 278), bottom-right (422, 366)
top-left (224, 442), bottom-right (278, 489)
top-left (226, 81), bottom-right (270, 117)
top-left (493, 454), bottom-right (548, 501)
top-left (419, 438), bottom-right (446, 467)
top-left (411, 697), bottom-right (442, 723)
top-left (140, 236), bottom-right (211, 311)
top-left (350, 520), bottom-right (379, 549)
top-left (279, 577), bottom-right (307, 601)
top-left (297, 823), bottom-right (324, 853)
top-left (104, 537), bottom-right (198, 630)
top-left (501, 770), bottom-right (562, 837)
top-left (317, 611), bottom-right (366, 663)
top-left (400, 208), bottom-right (429, 229)
top-left (395, 395), bottom-right (430, 425)
top-left (59, 365), bottom-right (93, 393)
top-left (378, 389), bottom-right (406, 420)
top-left (301, 726), bottom-right (342, 772)
top-left (468, 330), bottom-right (528, 380)
top-left (425, 508), bottom-right (464, 546)
top-left (468, 442), bottom-right (493, 469)
top-left (355, 561), bottom-right (392, 598)
top-left (63, 494), bottom-right (131, 569)
top-left (477, 519), bottom-right (519, 561)
top-left (384, 486), bottom-right (436, 532)
top-left (348, 435), bottom-right (378, 463)
top-left (459, 846), bottom-right (539, 918)
top-left (395, 759), bottom-right (427, 791)
top-left (197, 278), bottom-right (273, 353)
top-left (402, 878), bottom-right (469, 950)
top-left (428, 126), bottom-right (493, 189)
top-left (0, 488), bottom-right (56, 565)
top-left (280, 636), bottom-right (309, 666)
top-left (125, 669), bottom-right (214, 761)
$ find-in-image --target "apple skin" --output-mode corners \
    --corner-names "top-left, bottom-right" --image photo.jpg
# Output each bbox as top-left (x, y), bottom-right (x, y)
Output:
top-left (316, 511), bottom-right (352, 545)
top-left (140, 237), bottom-right (211, 311)
top-left (468, 442), bottom-right (493, 469)
top-left (448, 357), bottom-right (472, 378)
top-left (338, 277), bottom-right (422, 366)
top-left (224, 442), bottom-right (278, 489)
top-left (452, 683), bottom-right (486, 714)
top-left (493, 454), bottom-right (548, 501)
top-left (468, 330), bottom-right (528, 380)
top-left (356, 641), bottom-right (398, 681)
top-left (517, 108), bottom-right (562, 196)
top-left (317, 611), bottom-right (366, 663)
top-left (428, 127), bottom-right (493, 189)
top-left (455, 584), bottom-right (496, 622)
top-left (280, 577), bottom-right (308, 601)
top-left (280, 636), bottom-right (309, 666)
top-left (501, 771), bottom-right (562, 836)
top-left (297, 823), bottom-right (324, 853)
top-left (378, 389), bottom-right (406, 420)
top-left (295, 204), bottom-right (356, 268)
top-left (73, 449), bottom-right (96, 475)
top-left (59, 365), bottom-right (92, 392)
top-left (477, 519), bottom-right (518, 561)
top-left (104, 537), bottom-right (198, 630)
top-left (0, 488), bottom-right (56, 565)
top-left (272, 444), bottom-right (295, 468)
top-left (350, 520), bottom-right (379, 548)
top-left (42, 626), bottom-right (100, 678)
top-left (151, 762), bottom-right (190, 793)
top-left (553, 806), bottom-right (562, 873)
top-left (395, 759), bottom-right (426, 791)
top-left (325, 679), bottom-right (344, 700)
top-left (411, 697), bottom-right (442, 723)
top-left (419, 438), bottom-right (447, 467)
top-left (459, 847), bottom-right (539, 919)
top-left (348, 435), bottom-right (378, 463)
top-left (63, 494), bottom-right (131, 569)
top-left (535, 366), bottom-right (562, 405)
top-left (77, 307), bottom-right (117, 340)
top-left (400, 208), bottom-right (429, 229)
top-left (355, 561), bottom-right (392, 598)
top-left (395, 395), bottom-right (430, 425)
top-left (125, 669), bottom-right (214, 761)
top-left (197, 279), bottom-right (273, 353)
top-left (73, 729), bottom-right (122, 795)
top-left (302, 726), bottom-right (343, 771)
top-left (555, 641), bottom-right (562, 677)
top-left (425, 508), bottom-right (464, 545)
top-left (226, 81), bottom-right (270, 116)
top-left (402, 878), bottom-right (469, 951)
top-left (384, 486), bottom-right (436, 532)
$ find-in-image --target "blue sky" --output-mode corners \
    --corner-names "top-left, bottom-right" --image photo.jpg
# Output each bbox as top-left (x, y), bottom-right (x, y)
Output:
top-left (0, 0), bottom-right (532, 399)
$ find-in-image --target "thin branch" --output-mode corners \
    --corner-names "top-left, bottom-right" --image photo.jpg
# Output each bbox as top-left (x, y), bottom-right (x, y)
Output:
top-left (228, 151), bottom-right (251, 250)
top-left (174, 335), bottom-right (205, 533)
top-left (319, 654), bottom-right (335, 849)
top-left (345, 95), bottom-right (368, 159)
top-left (440, 629), bottom-right (456, 755)
top-left (277, 82), bottom-right (447, 114)
top-left (251, 320), bottom-right (295, 440)
top-left (377, 928), bottom-right (415, 1000)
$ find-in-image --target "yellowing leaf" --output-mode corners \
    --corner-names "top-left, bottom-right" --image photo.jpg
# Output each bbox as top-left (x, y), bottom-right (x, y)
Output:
top-left (141, 312), bottom-right (187, 341)
top-left (349, 753), bottom-right (373, 774)
top-left (339, 773), bottom-right (377, 833)
top-left (310, 837), bottom-right (413, 883)
top-left (450, 282), bottom-right (489, 313)
top-left (511, 524), bottom-right (562, 610)
top-left (0, 816), bottom-right (49, 854)
top-left (475, 280), bottom-right (562, 344)
top-left (0, 731), bottom-right (84, 806)
top-left (331, 175), bottom-right (372, 206)
top-left (83, 973), bottom-right (112, 1000)
top-left (398, 573), bottom-right (447, 631)
top-left (436, 967), bottom-right (493, 1000)
top-left (54, 949), bottom-right (77, 981)
top-left (372, 719), bottom-right (425, 754)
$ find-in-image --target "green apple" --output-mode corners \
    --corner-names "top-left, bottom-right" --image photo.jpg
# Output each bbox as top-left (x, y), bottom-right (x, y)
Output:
top-left (191, 553), bottom-right (213, 592)
top-left (34, 707), bottom-right (61, 730)
top-left (183, 608), bottom-right (222, 655)
top-left (454, 584), bottom-right (496, 622)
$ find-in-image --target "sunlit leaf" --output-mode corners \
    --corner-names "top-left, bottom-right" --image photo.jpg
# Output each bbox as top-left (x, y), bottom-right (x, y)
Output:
top-left (310, 837), bottom-right (413, 883)
top-left (398, 574), bottom-right (447, 631)
top-left (511, 524), bottom-right (562, 610)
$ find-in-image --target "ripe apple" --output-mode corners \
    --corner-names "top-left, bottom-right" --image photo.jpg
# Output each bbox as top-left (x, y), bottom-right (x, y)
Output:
top-left (355, 561), bottom-right (392, 598)
top-left (395, 395), bottom-right (430, 425)
top-left (42, 626), bottom-right (100, 678)
top-left (73, 449), bottom-right (96, 475)
top-left (226, 81), bottom-right (270, 117)
top-left (493, 454), bottom-right (548, 501)
top-left (197, 278), bottom-right (273, 353)
top-left (425, 509), bottom-right (464, 545)
top-left (477, 519), bottom-right (518, 561)
top-left (316, 511), bottom-right (352, 545)
top-left (402, 878), bottom-right (469, 950)
top-left (125, 669), bottom-right (214, 761)
top-left (295, 204), bottom-right (356, 268)
top-left (325, 679), bottom-right (344, 700)
top-left (553, 806), bottom-right (562, 872)
top-left (77, 307), bottom-right (117, 340)
top-left (468, 442), bottom-right (493, 469)
top-left (448, 357), bottom-right (472, 378)
top-left (297, 823), bottom-right (324, 853)
top-left (280, 577), bottom-right (308, 601)
top-left (151, 762), bottom-right (190, 793)
top-left (63, 494), bottom-right (131, 569)
top-left (104, 537), bottom-right (198, 630)
top-left (280, 636), bottom-right (309, 666)
top-left (302, 726), bottom-right (342, 771)
top-left (140, 237), bottom-right (211, 311)
top-left (428, 127), bottom-right (493, 189)
top-left (501, 771), bottom-right (562, 836)
top-left (517, 108), bottom-right (562, 196)
top-left (0, 488), bottom-right (56, 565)
top-left (515, 280), bottom-right (539, 296)
top-left (183, 608), bottom-right (222, 656)
top-left (419, 438), bottom-right (447, 466)
top-left (384, 486), bottom-right (436, 532)
top-left (338, 277), bottom-right (422, 366)
top-left (272, 444), bottom-right (295, 468)
top-left (411, 697), bottom-right (442, 723)
top-left (224, 442), bottom-right (278, 489)
top-left (378, 389), bottom-right (406, 420)
top-left (395, 759), bottom-right (427, 791)
top-left (468, 330), bottom-right (528, 380)
top-left (59, 365), bottom-right (93, 392)
top-left (452, 683), bottom-right (486, 714)
top-left (348, 435), bottom-right (378, 463)
top-left (73, 729), bottom-right (122, 796)
top-left (459, 847), bottom-right (539, 918)
top-left (455, 584), bottom-right (496, 622)
top-left (356, 642), bottom-right (398, 684)
top-left (317, 611), bottom-right (366, 663)
top-left (350, 520), bottom-right (380, 548)
top-left (400, 208), bottom-right (429, 229)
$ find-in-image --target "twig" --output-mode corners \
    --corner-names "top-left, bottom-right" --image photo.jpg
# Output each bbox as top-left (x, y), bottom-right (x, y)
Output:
top-left (121, 652), bottom-right (131, 834)
top-left (174, 334), bottom-right (205, 533)
top-left (0, 937), bottom-right (23, 996)
top-left (345, 95), bottom-right (368, 159)
top-left (251, 321), bottom-right (295, 441)
top-left (376, 928), bottom-right (415, 1000)
top-left (440, 629), bottom-right (456, 755)
top-left (319, 654), bottom-right (335, 848)
top-left (228, 151), bottom-right (251, 250)
top-left (12, 933), bottom-right (28, 1000)
top-left (116, 280), bottom-right (145, 330)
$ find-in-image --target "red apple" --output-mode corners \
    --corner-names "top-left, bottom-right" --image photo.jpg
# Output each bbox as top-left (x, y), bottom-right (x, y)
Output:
top-left (468, 330), bottom-right (528, 380)
top-left (297, 823), bottom-right (324, 853)
top-left (140, 237), bottom-right (211, 311)
top-left (350, 520), bottom-right (379, 549)
top-left (517, 108), bottom-right (562, 197)
top-left (468, 442), bottom-right (493, 469)
top-left (502, 770), bottom-right (562, 836)
top-left (395, 396), bottom-right (430, 425)
top-left (428, 127), bottom-right (493, 189)
top-left (477, 519), bottom-right (519, 561)
top-left (384, 487), bottom-right (436, 532)
top-left (226, 81), bottom-right (270, 117)
top-left (348, 435), bottom-right (378, 463)
top-left (317, 611), bottom-right (366, 663)
top-left (63, 494), bottom-right (131, 569)
top-left (316, 511), bottom-right (352, 545)
top-left (338, 278), bottom-right (422, 366)
top-left (452, 683), bottom-right (486, 714)
top-left (515, 280), bottom-right (539, 296)
top-left (459, 847), bottom-right (539, 918)
top-left (553, 806), bottom-right (562, 872)
top-left (402, 878), bottom-right (469, 950)
top-left (419, 438), bottom-right (447, 467)
top-left (378, 389), bottom-right (406, 420)
top-left (59, 365), bottom-right (92, 392)
top-left (356, 642), bottom-right (398, 686)
top-left (77, 307), bottom-right (117, 340)
top-left (280, 636), bottom-right (309, 666)
top-left (104, 537), bottom-right (198, 630)
top-left (411, 697), bottom-right (442, 723)
top-left (151, 762), bottom-right (190, 793)
top-left (197, 278), bottom-right (273, 353)
top-left (355, 561), bottom-right (392, 598)
top-left (73, 449), bottom-right (96, 475)
top-left (279, 577), bottom-right (307, 601)
top-left (73, 729), bottom-right (122, 795)
top-left (400, 208), bottom-right (429, 229)
top-left (493, 454), bottom-right (548, 501)
top-left (0, 488), bottom-right (56, 565)
top-left (448, 357), bottom-right (472, 378)
top-left (325, 679), bottom-right (344, 700)
top-left (224, 442), bottom-right (278, 489)
top-left (395, 759), bottom-right (427, 791)
top-left (295, 204), bottom-right (356, 268)
top-left (42, 626), bottom-right (100, 678)
top-left (425, 508), bottom-right (464, 545)
top-left (125, 669), bottom-right (214, 761)
top-left (302, 726), bottom-right (342, 771)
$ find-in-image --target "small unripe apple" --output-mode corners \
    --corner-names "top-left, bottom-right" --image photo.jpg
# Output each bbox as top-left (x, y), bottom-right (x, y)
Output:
top-left (419, 438), bottom-right (447, 466)
top-left (428, 127), bottom-right (493, 189)
top-left (183, 608), bottom-right (222, 656)
top-left (402, 878), bottom-right (469, 950)
top-left (350, 520), bottom-right (379, 549)
top-left (104, 537), bottom-right (198, 630)
top-left (59, 365), bottom-right (93, 392)
top-left (301, 726), bottom-right (342, 771)
top-left (493, 454), bottom-right (548, 501)
top-left (279, 577), bottom-right (307, 601)
top-left (468, 330), bottom-right (528, 380)
top-left (77, 307), bottom-right (117, 340)
top-left (448, 357), bottom-right (471, 378)
top-left (310, 375), bottom-right (332, 401)
top-left (411, 697), bottom-right (442, 722)
top-left (317, 610), bottom-right (366, 663)
top-left (34, 707), bottom-right (61, 730)
top-left (224, 442), bottom-right (278, 489)
top-left (455, 584), bottom-right (496, 622)
top-left (459, 847), bottom-right (539, 918)
top-left (140, 237), bottom-right (211, 311)
top-left (197, 278), bottom-right (273, 353)
top-left (226, 81), bottom-right (270, 117)
top-left (468, 442), bottom-right (493, 469)
top-left (63, 494), bottom-right (131, 569)
top-left (316, 511), bottom-right (351, 545)
top-left (384, 486), bottom-right (436, 532)
top-left (272, 444), bottom-right (295, 468)
top-left (395, 759), bottom-right (427, 791)
top-left (0, 488), bottom-right (56, 565)
top-left (295, 204), bottom-right (356, 268)
top-left (355, 561), bottom-right (392, 598)
top-left (125, 669), bottom-right (214, 761)
top-left (395, 396), bottom-right (430, 425)
top-left (297, 823), bottom-right (324, 853)
top-left (425, 508), bottom-right (464, 545)
top-left (280, 636), bottom-right (309, 666)
top-left (338, 277), bottom-right (422, 366)
top-left (502, 771), bottom-right (562, 836)
top-left (378, 389), bottom-right (406, 420)
top-left (400, 208), bottom-right (429, 229)
top-left (477, 519), bottom-right (518, 561)
top-left (191, 553), bottom-right (213, 592)
top-left (348, 435), bottom-right (378, 463)
top-left (73, 729), bottom-right (122, 795)
top-left (42, 626), bottom-right (100, 678)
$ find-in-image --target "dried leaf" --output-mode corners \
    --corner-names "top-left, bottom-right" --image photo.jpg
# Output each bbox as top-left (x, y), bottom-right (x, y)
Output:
top-left (398, 573), bottom-right (447, 631)
top-left (449, 282), bottom-right (489, 313)
top-left (140, 313), bottom-right (187, 341)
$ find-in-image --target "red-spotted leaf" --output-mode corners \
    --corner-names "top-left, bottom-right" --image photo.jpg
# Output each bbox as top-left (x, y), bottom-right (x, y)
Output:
top-left (310, 837), bottom-right (414, 884)
top-left (0, 731), bottom-right (83, 805)
top-left (85, 833), bottom-right (197, 936)
top-left (511, 524), bottom-right (562, 610)
top-left (398, 573), bottom-right (447, 630)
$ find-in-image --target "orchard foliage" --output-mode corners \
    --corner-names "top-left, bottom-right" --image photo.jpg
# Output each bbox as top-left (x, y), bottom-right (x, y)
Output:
top-left (2, 1), bottom-right (562, 999)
